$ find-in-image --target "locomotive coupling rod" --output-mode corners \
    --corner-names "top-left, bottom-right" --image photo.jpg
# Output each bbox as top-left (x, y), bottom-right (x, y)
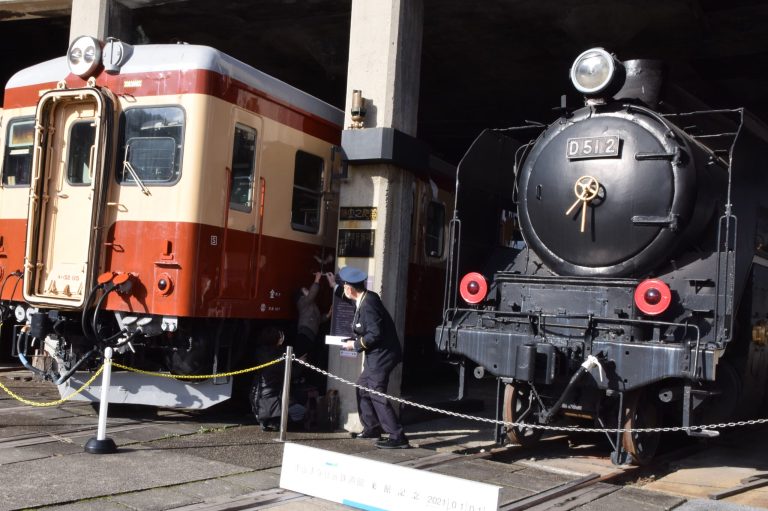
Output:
top-left (542, 355), bottom-right (605, 422)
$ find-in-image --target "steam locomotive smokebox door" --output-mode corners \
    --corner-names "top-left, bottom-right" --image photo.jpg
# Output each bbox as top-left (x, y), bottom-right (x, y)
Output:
top-left (518, 110), bottom-right (698, 277)
top-left (24, 89), bottom-right (112, 308)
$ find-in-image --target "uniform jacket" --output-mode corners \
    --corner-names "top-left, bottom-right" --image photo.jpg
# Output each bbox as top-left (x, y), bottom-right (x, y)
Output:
top-left (336, 287), bottom-right (402, 371)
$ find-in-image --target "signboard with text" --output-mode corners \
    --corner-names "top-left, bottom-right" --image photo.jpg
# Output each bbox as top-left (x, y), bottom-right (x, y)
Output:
top-left (337, 229), bottom-right (375, 258)
top-left (280, 443), bottom-right (500, 511)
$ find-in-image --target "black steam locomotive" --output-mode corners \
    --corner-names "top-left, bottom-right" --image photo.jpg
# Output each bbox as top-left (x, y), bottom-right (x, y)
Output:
top-left (436, 48), bottom-right (768, 464)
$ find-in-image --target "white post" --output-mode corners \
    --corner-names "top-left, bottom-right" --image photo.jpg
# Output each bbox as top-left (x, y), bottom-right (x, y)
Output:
top-left (278, 346), bottom-right (294, 442)
top-left (85, 347), bottom-right (117, 454)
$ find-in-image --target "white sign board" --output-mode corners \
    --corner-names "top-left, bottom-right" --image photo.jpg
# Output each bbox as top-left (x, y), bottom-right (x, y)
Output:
top-left (280, 443), bottom-right (500, 511)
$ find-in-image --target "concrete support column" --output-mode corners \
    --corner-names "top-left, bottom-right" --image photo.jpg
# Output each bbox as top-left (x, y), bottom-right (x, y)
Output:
top-left (330, 0), bottom-right (423, 432)
top-left (69, 0), bottom-right (131, 45)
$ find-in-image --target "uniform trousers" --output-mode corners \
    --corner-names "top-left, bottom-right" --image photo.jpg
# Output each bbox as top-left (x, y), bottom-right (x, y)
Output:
top-left (356, 364), bottom-right (405, 441)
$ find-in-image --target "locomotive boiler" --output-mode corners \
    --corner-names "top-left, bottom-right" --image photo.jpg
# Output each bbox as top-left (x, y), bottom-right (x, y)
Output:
top-left (437, 48), bottom-right (768, 464)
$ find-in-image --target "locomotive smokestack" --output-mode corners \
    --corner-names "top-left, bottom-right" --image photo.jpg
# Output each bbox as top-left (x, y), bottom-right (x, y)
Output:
top-left (614, 59), bottom-right (665, 108)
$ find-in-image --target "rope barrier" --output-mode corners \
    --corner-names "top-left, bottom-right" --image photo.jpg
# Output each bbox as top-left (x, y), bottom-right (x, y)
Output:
top-left (112, 356), bottom-right (285, 379)
top-left (0, 365), bottom-right (104, 407)
top-left (3, 353), bottom-right (768, 434)
top-left (0, 356), bottom-right (285, 407)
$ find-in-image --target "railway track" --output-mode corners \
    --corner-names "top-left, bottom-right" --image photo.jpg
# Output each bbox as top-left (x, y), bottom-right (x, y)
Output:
top-left (159, 440), bottom-right (709, 511)
top-left (2, 373), bottom-right (767, 509)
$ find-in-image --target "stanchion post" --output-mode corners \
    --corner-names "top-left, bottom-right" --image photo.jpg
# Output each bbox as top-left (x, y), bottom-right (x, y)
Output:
top-left (278, 346), bottom-right (293, 442)
top-left (85, 347), bottom-right (118, 454)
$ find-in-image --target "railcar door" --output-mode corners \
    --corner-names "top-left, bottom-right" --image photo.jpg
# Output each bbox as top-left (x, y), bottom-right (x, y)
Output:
top-left (220, 113), bottom-right (262, 299)
top-left (24, 88), bottom-right (112, 309)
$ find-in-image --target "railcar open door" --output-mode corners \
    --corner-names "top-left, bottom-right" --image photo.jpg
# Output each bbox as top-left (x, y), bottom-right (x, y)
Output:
top-left (23, 88), bottom-right (112, 309)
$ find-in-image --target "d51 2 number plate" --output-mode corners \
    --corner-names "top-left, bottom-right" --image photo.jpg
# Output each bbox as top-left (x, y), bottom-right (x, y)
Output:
top-left (566, 136), bottom-right (621, 159)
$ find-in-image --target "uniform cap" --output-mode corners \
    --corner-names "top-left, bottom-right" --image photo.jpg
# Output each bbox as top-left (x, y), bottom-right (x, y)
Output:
top-left (339, 266), bottom-right (367, 285)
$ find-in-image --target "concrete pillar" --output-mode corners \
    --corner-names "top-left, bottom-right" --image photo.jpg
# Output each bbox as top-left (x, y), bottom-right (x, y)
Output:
top-left (69, 0), bottom-right (131, 45)
top-left (330, 0), bottom-right (423, 432)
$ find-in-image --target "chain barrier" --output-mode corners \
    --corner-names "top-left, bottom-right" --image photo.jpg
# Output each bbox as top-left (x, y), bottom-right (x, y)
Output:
top-left (4, 353), bottom-right (768, 434)
top-left (291, 356), bottom-right (768, 435)
top-left (0, 365), bottom-right (104, 407)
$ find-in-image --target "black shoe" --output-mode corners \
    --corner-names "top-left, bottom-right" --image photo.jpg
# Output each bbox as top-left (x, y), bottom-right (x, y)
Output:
top-left (376, 436), bottom-right (410, 449)
top-left (352, 428), bottom-right (382, 439)
top-left (260, 422), bottom-right (278, 432)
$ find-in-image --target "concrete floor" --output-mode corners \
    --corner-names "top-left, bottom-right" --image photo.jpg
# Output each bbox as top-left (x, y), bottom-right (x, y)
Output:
top-left (1, 366), bottom-right (768, 510)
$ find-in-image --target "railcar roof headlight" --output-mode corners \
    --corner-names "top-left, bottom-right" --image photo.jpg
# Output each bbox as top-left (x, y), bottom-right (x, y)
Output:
top-left (67, 35), bottom-right (102, 78)
top-left (570, 48), bottom-right (624, 96)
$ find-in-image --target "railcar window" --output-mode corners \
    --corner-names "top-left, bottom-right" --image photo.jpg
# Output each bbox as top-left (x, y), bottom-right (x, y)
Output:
top-left (117, 106), bottom-right (184, 185)
top-left (229, 124), bottom-right (257, 212)
top-left (2, 117), bottom-right (34, 187)
top-left (425, 201), bottom-right (446, 258)
top-left (66, 121), bottom-right (96, 185)
top-left (291, 151), bottom-right (323, 233)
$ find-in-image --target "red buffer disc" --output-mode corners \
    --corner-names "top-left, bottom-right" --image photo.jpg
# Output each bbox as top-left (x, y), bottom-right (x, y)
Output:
top-left (459, 272), bottom-right (488, 304)
top-left (634, 279), bottom-right (672, 316)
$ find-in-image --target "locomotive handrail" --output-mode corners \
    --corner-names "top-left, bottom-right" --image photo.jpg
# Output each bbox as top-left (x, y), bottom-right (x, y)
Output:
top-left (493, 273), bottom-right (638, 286)
top-left (442, 214), bottom-right (462, 314)
top-left (444, 305), bottom-right (693, 328)
top-left (662, 107), bottom-right (745, 118)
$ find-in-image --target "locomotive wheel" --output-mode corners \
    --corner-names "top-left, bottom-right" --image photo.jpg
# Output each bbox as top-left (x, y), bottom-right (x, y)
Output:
top-left (503, 383), bottom-right (543, 447)
top-left (621, 389), bottom-right (661, 465)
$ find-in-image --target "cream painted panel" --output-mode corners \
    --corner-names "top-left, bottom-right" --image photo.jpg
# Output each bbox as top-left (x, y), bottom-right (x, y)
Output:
top-left (106, 94), bottom-right (210, 227)
top-left (104, 94), bottom-right (338, 247)
top-left (256, 120), bottom-right (337, 244)
top-left (0, 107), bottom-right (36, 219)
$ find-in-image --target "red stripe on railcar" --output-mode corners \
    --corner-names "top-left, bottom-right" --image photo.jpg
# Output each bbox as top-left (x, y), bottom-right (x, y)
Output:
top-left (103, 220), bottom-right (333, 320)
top-left (0, 219), bottom-right (27, 301)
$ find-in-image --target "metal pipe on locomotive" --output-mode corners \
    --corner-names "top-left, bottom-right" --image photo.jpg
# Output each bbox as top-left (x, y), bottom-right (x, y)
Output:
top-left (436, 48), bottom-right (768, 464)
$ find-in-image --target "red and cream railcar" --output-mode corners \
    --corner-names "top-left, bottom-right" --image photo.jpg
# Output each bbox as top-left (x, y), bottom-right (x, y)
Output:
top-left (0, 36), bottom-right (342, 407)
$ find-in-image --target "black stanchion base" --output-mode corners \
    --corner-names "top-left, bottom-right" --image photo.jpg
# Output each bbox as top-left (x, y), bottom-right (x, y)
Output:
top-left (84, 437), bottom-right (118, 454)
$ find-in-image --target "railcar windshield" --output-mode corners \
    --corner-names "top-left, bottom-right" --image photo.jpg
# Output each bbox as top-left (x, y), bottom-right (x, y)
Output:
top-left (2, 117), bottom-right (34, 187)
top-left (117, 106), bottom-right (184, 185)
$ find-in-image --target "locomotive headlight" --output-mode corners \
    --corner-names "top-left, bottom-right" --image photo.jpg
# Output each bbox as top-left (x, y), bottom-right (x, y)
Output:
top-left (459, 272), bottom-right (488, 305)
top-left (67, 35), bottom-right (102, 78)
top-left (570, 48), bottom-right (624, 96)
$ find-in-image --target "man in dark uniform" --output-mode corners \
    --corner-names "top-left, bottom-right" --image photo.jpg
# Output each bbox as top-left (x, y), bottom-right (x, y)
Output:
top-left (331, 266), bottom-right (410, 449)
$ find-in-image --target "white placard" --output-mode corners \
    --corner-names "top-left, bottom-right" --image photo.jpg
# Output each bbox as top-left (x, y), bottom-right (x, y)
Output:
top-left (325, 335), bottom-right (350, 345)
top-left (280, 443), bottom-right (500, 511)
